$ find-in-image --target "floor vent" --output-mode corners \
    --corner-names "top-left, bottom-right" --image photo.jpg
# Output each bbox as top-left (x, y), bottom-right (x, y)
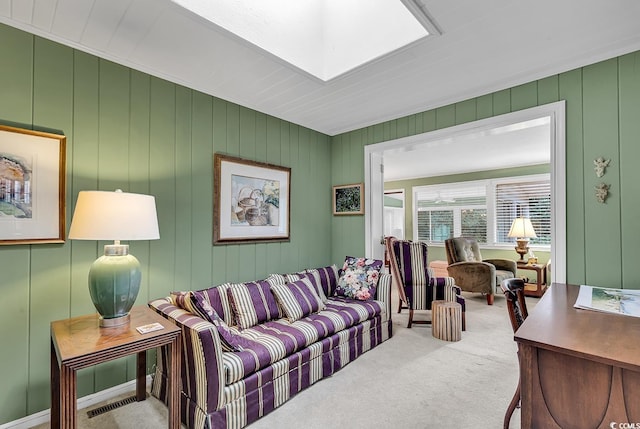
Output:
top-left (86, 394), bottom-right (142, 418)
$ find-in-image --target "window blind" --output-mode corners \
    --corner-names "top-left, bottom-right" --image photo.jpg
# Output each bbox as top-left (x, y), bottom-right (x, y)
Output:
top-left (413, 175), bottom-right (551, 247)
top-left (495, 180), bottom-right (551, 245)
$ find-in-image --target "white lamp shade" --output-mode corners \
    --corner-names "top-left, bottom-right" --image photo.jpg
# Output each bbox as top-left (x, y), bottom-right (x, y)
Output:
top-left (507, 217), bottom-right (537, 239)
top-left (69, 190), bottom-right (160, 241)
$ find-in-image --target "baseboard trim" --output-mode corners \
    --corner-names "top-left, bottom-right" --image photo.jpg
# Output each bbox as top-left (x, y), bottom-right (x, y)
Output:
top-left (0, 376), bottom-right (152, 429)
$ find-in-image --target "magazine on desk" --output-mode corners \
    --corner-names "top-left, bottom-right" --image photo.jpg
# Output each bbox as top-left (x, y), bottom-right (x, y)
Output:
top-left (574, 285), bottom-right (640, 318)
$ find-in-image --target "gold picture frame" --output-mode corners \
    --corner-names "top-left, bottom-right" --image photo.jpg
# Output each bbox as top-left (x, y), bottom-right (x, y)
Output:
top-left (214, 153), bottom-right (291, 244)
top-left (333, 183), bottom-right (364, 215)
top-left (0, 125), bottom-right (66, 245)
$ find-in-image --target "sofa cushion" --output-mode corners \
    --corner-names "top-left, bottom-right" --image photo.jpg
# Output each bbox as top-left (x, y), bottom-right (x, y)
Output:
top-left (268, 272), bottom-right (328, 303)
top-left (220, 297), bottom-right (385, 384)
top-left (305, 264), bottom-right (339, 297)
top-left (190, 291), bottom-right (258, 352)
top-left (170, 290), bottom-right (190, 309)
top-left (265, 273), bottom-right (290, 285)
top-left (271, 278), bottom-right (325, 322)
top-left (170, 290), bottom-right (252, 352)
top-left (180, 283), bottom-right (235, 326)
top-left (298, 273), bottom-right (328, 303)
top-left (335, 257), bottom-right (383, 300)
top-left (228, 280), bottom-right (282, 330)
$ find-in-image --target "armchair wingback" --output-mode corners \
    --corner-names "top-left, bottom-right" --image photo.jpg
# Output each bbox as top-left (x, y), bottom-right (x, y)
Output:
top-left (386, 236), bottom-right (466, 330)
top-left (444, 237), bottom-right (517, 305)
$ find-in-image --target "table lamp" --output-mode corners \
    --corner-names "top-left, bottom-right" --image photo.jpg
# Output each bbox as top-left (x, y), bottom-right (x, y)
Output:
top-left (507, 217), bottom-right (536, 263)
top-left (68, 189), bottom-right (160, 327)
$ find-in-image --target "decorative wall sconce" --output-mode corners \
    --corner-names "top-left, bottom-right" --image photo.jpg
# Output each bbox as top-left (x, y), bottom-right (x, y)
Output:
top-left (595, 183), bottom-right (610, 204)
top-left (593, 157), bottom-right (610, 178)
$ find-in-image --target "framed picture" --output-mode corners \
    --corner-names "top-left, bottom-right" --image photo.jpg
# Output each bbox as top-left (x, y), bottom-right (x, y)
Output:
top-left (333, 183), bottom-right (364, 215)
top-left (0, 125), bottom-right (66, 245)
top-left (214, 153), bottom-right (290, 244)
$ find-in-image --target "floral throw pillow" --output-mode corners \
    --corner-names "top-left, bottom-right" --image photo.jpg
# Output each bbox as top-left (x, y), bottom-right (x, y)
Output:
top-left (335, 256), bottom-right (383, 300)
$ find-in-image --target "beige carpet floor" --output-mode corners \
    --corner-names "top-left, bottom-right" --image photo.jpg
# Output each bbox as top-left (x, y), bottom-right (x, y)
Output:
top-left (36, 290), bottom-right (536, 428)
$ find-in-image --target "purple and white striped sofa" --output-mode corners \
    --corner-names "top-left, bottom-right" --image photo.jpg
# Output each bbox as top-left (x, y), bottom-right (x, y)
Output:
top-left (148, 265), bottom-right (393, 429)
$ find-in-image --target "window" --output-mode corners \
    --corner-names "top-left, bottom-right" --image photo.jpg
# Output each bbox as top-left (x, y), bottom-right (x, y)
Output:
top-left (495, 179), bottom-right (551, 245)
top-left (413, 174), bottom-right (550, 248)
top-left (415, 184), bottom-right (486, 243)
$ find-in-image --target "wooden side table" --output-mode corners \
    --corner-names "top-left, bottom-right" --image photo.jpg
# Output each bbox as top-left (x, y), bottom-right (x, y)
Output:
top-left (50, 306), bottom-right (181, 429)
top-left (517, 263), bottom-right (547, 297)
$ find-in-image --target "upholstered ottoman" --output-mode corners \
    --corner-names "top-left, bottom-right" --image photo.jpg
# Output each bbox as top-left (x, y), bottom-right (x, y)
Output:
top-left (429, 260), bottom-right (449, 278)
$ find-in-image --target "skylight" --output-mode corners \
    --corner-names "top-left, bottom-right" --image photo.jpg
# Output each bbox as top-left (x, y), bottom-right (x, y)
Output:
top-left (171, 0), bottom-right (434, 81)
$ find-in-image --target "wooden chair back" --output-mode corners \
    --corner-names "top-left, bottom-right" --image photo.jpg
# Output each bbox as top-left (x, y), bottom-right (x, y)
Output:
top-left (500, 278), bottom-right (528, 333)
top-left (385, 236), bottom-right (408, 305)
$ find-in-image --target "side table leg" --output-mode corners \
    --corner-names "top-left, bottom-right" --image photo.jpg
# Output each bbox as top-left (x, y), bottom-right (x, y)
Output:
top-left (168, 335), bottom-right (181, 429)
top-left (136, 351), bottom-right (147, 401)
top-left (59, 364), bottom-right (76, 428)
top-left (50, 340), bottom-right (60, 429)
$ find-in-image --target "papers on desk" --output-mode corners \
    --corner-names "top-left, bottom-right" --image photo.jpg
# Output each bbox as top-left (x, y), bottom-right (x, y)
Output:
top-left (574, 285), bottom-right (640, 318)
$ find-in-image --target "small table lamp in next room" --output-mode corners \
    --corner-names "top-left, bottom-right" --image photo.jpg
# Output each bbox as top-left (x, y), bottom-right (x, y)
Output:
top-left (507, 217), bottom-right (536, 263)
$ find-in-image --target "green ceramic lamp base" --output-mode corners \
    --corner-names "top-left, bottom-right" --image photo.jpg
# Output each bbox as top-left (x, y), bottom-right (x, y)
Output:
top-left (88, 243), bottom-right (141, 327)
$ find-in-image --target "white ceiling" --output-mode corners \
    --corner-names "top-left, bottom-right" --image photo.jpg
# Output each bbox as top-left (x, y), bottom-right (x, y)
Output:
top-left (0, 0), bottom-right (639, 139)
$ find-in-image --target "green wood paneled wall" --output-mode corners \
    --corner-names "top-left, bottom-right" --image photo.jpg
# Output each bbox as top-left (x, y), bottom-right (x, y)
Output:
top-left (2, 20), bottom-right (640, 426)
top-left (331, 52), bottom-right (640, 294)
top-left (0, 24), bottom-right (331, 424)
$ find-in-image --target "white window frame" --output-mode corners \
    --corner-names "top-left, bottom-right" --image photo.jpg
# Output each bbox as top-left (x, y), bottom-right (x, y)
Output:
top-left (413, 173), bottom-right (551, 250)
top-left (413, 180), bottom-right (487, 243)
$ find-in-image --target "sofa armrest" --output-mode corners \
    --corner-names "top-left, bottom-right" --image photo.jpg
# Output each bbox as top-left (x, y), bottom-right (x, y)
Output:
top-left (427, 268), bottom-right (466, 330)
top-left (375, 273), bottom-right (392, 323)
top-left (483, 258), bottom-right (518, 275)
top-left (149, 298), bottom-right (226, 414)
top-left (427, 268), bottom-right (465, 308)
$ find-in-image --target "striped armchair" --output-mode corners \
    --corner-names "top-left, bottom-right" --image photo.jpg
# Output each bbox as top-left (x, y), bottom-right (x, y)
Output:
top-left (386, 237), bottom-right (466, 330)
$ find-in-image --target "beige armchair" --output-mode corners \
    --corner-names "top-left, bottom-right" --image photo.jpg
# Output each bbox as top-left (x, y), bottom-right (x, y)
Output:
top-left (444, 237), bottom-right (517, 305)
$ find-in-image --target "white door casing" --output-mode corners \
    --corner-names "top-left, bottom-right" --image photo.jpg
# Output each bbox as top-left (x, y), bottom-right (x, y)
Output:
top-left (364, 151), bottom-right (385, 261)
top-left (364, 101), bottom-right (566, 284)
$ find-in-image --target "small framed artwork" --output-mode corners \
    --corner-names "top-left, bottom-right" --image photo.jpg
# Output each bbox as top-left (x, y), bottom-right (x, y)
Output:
top-left (214, 153), bottom-right (291, 244)
top-left (0, 125), bottom-right (66, 245)
top-left (333, 183), bottom-right (364, 215)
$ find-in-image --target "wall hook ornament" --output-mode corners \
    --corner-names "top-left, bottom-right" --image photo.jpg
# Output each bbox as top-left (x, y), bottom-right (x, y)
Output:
top-left (595, 183), bottom-right (610, 203)
top-left (593, 157), bottom-right (610, 178)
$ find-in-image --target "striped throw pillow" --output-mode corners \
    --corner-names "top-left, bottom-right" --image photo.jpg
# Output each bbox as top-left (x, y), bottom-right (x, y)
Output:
top-left (171, 290), bottom-right (253, 352)
top-left (227, 280), bottom-right (281, 330)
top-left (306, 264), bottom-right (339, 297)
top-left (270, 278), bottom-right (325, 322)
top-left (268, 271), bottom-right (328, 303)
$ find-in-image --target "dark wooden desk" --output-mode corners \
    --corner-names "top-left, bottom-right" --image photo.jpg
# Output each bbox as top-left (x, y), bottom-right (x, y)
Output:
top-left (50, 306), bottom-right (181, 429)
top-left (515, 283), bottom-right (640, 428)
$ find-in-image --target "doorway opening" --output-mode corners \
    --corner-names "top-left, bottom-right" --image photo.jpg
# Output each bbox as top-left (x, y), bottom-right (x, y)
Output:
top-left (364, 101), bottom-right (566, 284)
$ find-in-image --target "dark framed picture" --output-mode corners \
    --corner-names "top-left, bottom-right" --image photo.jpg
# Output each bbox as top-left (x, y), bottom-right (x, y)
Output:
top-left (333, 183), bottom-right (364, 215)
top-left (0, 125), bottom-right (66, 245)
top-left (214, 153), bottom-right (290, 244)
